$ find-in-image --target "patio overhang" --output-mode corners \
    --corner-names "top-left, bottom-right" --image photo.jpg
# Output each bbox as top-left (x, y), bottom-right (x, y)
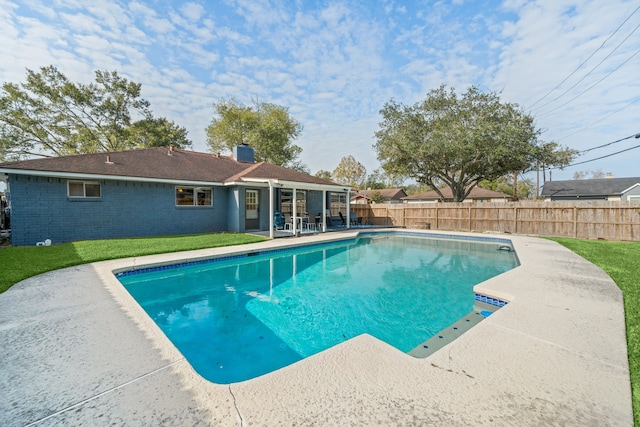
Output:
top-left (238, 177), bottom-right (350, 193)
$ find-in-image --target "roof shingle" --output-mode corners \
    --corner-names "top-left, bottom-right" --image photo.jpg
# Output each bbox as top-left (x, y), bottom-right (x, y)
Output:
top-left (540, 177), bottom-right (640, 197)
top-left (0, 147), bottom-right (339, 187)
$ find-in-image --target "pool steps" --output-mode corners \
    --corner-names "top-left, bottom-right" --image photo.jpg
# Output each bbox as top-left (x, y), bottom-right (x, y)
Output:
top-left (409, 300), bottom-right (504, 358)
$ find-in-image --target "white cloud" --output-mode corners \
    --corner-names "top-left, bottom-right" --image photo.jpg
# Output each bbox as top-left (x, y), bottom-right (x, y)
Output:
top-left (493, 0), bottom-right (640, 178)
top-left (1, 0), bottom-right (638, 179)
top-left (180, 2), bottom-right (205, 22)
top-left (129, 2), bottom-right (175, 34)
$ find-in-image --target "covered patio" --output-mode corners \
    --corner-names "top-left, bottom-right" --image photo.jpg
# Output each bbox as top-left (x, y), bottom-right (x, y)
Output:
top-left (240, 178), bottom-right (353, 239)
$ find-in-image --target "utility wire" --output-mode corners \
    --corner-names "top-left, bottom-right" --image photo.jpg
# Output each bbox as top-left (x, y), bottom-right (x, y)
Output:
top-left (579, 132), bottom-right (640, 154)
top-left (528, 4), bottom-right (640, 110)
top-left (551, 133), bottom-right (640, 169)
top-left (537, 47), bottom-right (640, 118)
top-left (556, 97), bottom-right (639, 141)
top-left (562, 144), bottom-right (640, 168)
top-left (533, 20), bottom-right (640, 113)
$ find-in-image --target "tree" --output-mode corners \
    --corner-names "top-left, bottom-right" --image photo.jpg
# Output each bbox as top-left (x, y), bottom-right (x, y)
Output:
top-left (364, 168), bottom-right (386, 189)
top-left (0, 66), bottom-right (191, 161)
top-left (573, 169), bottom-right (605, 180)
top-left (206, 98), bottom-right (304, 169)
top-left (369, 191), bottom-right (387, 204)
top-left (374, 85), bottom-right (577, 202)
top-left (480, 176), bottom-right (535, 199)
top-left (127, 117), bottom-right (191, 148)
top-left (535, 141), bottom-right (578, 183)
top-left (315, 170), bottom-right (332, 181)
top-left (403, 183), bottom-right (433, 196)
top-left (365, 167), bottom-right (404, 189)
top-left (332, 155), bottom-right (367, 188)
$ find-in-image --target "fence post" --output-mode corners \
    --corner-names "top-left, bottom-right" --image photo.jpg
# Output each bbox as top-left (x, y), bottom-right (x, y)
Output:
top-left (468, 206), bottom-right (472, 231)
top-left (573, 206), bottom-right (577, 238)
top-left (435, 205), bottom-right (439, 229)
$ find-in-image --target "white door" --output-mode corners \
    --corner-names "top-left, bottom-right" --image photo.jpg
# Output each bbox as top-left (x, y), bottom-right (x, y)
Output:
top-left (245, 189), bottom-right (259, 229)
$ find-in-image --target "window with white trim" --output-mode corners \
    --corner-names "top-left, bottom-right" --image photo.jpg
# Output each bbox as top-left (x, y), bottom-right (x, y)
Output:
top-left (176, 186), bottom-right (213, 206)
top-left (68, 180), bottom-right (101, 198)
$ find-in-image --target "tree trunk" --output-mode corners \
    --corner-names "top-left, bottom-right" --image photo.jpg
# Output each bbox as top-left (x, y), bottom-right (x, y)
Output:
top-left (513, 171), bottom-right (518, 200)
top-left (452, 184), bottom-right (465, 202)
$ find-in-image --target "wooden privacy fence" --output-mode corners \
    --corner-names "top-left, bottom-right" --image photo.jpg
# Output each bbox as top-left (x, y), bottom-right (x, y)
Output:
top-left (350, 201), bottom-right (640, 241)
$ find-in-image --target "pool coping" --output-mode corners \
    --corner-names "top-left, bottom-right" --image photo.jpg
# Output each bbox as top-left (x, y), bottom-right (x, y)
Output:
top-left (0, 229), bottom-right (633, 425)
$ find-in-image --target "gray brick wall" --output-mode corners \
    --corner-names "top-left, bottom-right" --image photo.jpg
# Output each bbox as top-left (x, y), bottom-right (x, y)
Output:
top-left (8, 175), bottom-right (230, 245)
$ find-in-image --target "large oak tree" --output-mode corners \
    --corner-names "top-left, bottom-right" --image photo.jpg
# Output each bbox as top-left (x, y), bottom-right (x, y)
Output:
top-left (0, 66), bottom-right (191, 161)
top-left (374, 85), bottom-right (576, 202)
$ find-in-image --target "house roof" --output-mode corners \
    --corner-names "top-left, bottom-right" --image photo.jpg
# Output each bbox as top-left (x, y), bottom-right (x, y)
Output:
top-left (226, 162), bottom-right (338, 186)
top-left (403, 186), bottom-right (511, 201)
top-left (0, 147), bottom-right (340, 188)
top-left (351, 188), bottom-right (407, 201)
top-left (540, 177), bottom-right (640, 198)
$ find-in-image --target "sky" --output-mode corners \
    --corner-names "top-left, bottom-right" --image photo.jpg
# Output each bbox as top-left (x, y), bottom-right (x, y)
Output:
top-left (1, 0), bottom-right (639, 185)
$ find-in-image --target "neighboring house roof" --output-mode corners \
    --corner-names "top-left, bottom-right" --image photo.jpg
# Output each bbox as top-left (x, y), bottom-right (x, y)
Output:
top-left (403, 186), bottom-right (511, 201)
top-left (0, 147), bottom-right (339, 188)
top-left (540, 177), bottom-right (640, 198)
top-left (351, 188), bottom-right (407, 201)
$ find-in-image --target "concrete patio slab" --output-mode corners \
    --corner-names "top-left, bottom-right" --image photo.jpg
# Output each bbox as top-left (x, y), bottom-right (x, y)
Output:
top-left (0, 230), bottom-right (632, 426)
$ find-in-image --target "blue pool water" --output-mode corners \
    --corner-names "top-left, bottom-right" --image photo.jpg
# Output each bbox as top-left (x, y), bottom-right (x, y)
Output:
top-left (117, 233), bottom-right (519, 384)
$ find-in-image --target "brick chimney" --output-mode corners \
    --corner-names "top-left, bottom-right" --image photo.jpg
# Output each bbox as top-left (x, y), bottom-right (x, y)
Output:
top-left (233, 143), bottom-right (255, 163)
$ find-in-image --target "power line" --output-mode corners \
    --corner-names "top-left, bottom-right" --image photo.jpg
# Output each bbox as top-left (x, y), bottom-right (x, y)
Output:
top-left (534, 21), bottom-right (640, 114)
top-left (537, 47), bottom-right (640, 118)
top-left (579, 132), bottom-right (640, 154)
top-left (556, 97), bottom-right (639, 141)
top-left (551, 133), bottom-right (640, 169)
top-left (528, 4), bottom-right (640, 110)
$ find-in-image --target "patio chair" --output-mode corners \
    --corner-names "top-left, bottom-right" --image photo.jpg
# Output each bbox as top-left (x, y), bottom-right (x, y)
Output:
top-left (273, 211), bottom-right (285, 229)
top-left (283, 213), bottom-right (293, 231)
top-left (338, 212), bottom-right (346, 226)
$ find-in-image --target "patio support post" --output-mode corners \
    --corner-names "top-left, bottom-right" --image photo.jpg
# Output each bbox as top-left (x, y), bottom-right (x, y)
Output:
top-left (346, 189), bottom-right (351, 229)
top-left (292, 188), bottom-right (297, 235)
top-left (322, 190), bottom-right (327, 232)
top-left (268, 180), bottom-right (275, 239)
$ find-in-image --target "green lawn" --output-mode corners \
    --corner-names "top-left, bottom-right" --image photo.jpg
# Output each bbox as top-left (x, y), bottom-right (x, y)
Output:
top-left (0, 232), bottom-right (266, 294)
top-left (548, 237), bottom-right (639, 426)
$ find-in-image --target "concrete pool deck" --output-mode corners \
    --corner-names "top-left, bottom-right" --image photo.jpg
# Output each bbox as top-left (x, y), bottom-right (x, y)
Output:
top-left (0, 230), bottom-right (632, 426)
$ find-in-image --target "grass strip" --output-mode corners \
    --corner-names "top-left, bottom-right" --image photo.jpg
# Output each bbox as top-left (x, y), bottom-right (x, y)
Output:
top-left (549, 237), bottom-right (639, 426)
top-left (0, 233), bottom-right (266, 294)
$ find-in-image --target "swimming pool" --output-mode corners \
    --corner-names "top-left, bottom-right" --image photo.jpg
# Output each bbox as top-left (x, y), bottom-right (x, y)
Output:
top-left (117, 232), bottom-right (519, 383)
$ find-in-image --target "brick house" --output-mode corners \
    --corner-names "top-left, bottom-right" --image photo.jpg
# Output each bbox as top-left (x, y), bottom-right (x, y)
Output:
top-left (0, 145), bottom-right (350, 245)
